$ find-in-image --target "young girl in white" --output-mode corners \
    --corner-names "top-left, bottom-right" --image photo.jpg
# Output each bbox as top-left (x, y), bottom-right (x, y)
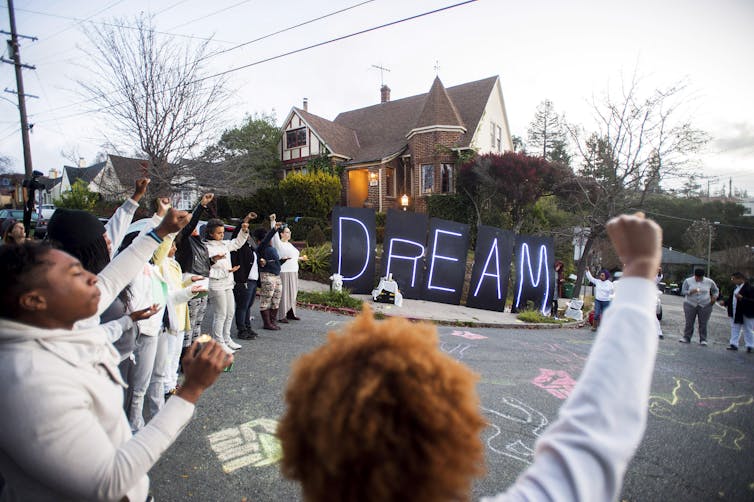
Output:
top-left (205, 215), bottom-right (252, 353)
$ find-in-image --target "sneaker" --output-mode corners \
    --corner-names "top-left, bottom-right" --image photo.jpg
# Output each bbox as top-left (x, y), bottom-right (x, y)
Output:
top-left (727, 345), bottom-right (738, 351)
top-left (226, 339), bottom-right (242, 350)
top-left (678, 338), bottom-right (690, 343)
top-left (748, 347), bottom-right (752, 354)
top-left (219, 342), bottom-right (236, 354)
top-left (700, 340), bottom-right (708, 346)
top-left (659, 334), bottom-right (664, 340)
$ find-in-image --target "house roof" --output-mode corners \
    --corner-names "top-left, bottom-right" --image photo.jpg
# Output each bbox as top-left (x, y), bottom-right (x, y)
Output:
top-left (294, 108), bottom-right (360, 160)
top-left (412, 76), bottom-right (465, 131)
top-left (109, 154), bottom-right (150, 187)
top-left (317, 75), bottom-right (499, 165)
top-left (661, 247), bottom-right (706, 265)
top-left (64, 162), bottom-right (106, 185)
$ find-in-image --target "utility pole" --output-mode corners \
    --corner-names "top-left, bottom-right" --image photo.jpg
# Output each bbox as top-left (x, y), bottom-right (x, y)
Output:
top-left (2, 0), bottom-right (39, 234)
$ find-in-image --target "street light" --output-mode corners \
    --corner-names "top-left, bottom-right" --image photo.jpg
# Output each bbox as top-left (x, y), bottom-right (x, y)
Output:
top-left (707, 220), bottom-right (720, 277)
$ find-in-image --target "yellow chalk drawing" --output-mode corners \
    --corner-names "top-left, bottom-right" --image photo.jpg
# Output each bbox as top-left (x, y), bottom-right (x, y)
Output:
top-left (649, 378), bottom-right (753, 451)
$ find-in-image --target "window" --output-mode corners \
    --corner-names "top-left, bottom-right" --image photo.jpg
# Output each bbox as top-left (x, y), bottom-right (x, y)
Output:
top-left (422, 164), bottom-right (434, 194)
top-left (384, 167), bottom-right (396, 197)
top-left (440, 164), bottom-right (453, 193)
top-left (286, 127), bottom-right (307, 148)
top-left (496, 125), bottom-right (503, 152)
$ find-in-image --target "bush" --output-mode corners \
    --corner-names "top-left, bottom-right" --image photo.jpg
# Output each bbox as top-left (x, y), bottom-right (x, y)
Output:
top-left (305, 224), bottom-right (326, 246)
top-left (289, 216), bottom-right (328, 241)
top-left (221, 188), bottom-right (287, 220)
top-left (298, 289), bottom-right (363, 310)
top-left (375, 211), bottom-right (387, 227)
top-left (279, 171), bottom-right (341, 218)
top-left (54, 180), bottom-right (100, 211)
top-left (299, 243), bottom-right (331, 282)
top-left (517, 310), bottom-right (567, 324)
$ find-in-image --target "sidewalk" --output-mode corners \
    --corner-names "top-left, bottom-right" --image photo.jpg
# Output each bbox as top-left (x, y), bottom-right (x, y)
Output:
top-left (299, 279), bottom-right (579, 329)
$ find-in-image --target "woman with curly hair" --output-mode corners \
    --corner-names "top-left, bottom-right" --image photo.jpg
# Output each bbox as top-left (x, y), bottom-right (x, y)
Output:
top-left (278, 213), bottom-right (663, 502)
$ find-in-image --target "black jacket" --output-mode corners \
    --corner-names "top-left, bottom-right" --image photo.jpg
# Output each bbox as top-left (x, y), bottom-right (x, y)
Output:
top-left (175, 203), bottom-right (210, 277)
top-left (727, 281), bottom-right (754, 322)
top-left (231, 227), bottom-right (277, 284)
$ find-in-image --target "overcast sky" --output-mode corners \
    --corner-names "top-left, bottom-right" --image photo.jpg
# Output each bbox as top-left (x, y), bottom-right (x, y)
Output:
top-left (2, 0), bottom-right (753, 196)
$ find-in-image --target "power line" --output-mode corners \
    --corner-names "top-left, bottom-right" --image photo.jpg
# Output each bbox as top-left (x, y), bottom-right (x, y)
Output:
top-left (199, 0), bottom-right (376, 62)
top-left (33, 0), bottom-right (479, 125)
top-left (167, 0), bottom-right (255, 31)
top-left (637, 209), bottom-right (754, 231)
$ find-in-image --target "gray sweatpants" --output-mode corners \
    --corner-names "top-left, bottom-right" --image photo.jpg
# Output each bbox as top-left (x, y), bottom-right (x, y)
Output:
top-left (683, 302), bottom-right (713, 342)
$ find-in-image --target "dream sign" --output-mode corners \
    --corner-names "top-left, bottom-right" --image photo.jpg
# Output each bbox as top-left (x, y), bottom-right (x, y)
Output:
top-left (331, 208), bottom-right (555, 314)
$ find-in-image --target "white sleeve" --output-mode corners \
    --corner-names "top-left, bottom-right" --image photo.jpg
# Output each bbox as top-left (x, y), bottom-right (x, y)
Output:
top-left (100, 316), bottom-right (134, 344)
top-left (484, 278), bottom-right (658, 502)
top-left (585, 270), bottom-right (595, 285)
top-left (0, 382), bottom-right (194, 501)
top-left (225, 229), bottom-right (250, 252)
top-left (104, 198), bottom-right (139, 258)
top-left (96, 235), bottom-right (159, 317)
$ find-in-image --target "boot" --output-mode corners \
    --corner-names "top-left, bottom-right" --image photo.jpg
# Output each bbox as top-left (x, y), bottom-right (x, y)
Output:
top-left (261, 309), bottom-right (279, 330)
top-left (269, 308), bottom-right (281, 329)
top-left (591, 317), bottom-right (599, 332)
top-left (278, 315), bottom-right (289, 324)
top-left (238, 327), bottom-right (258, 340)
top-left (287, 309), bottom-right (301, 321)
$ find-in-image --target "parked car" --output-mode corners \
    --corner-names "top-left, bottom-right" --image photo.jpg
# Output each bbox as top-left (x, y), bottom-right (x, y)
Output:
top-left (0, 209), bottom-right (39, 232)
top-left (37, 204), bottom-right (56, 222)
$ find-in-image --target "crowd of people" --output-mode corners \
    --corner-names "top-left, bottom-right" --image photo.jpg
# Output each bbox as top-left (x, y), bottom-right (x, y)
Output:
top-left (0, 178), bottom-right (751, 501)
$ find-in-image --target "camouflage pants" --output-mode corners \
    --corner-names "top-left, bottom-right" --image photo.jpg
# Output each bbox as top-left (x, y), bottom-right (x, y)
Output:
top-left (259, 272), bottom-right (282, 310)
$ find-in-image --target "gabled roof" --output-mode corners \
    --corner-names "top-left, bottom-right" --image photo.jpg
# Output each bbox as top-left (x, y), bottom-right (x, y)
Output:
top-left (64, 162), bottom-right (106, 185)
top-left (323, 75), bottom-right (499, 165)
top-left (109, 154), bottom-right (149, 187)
top-left (294, 108), bottom-right (360, 159)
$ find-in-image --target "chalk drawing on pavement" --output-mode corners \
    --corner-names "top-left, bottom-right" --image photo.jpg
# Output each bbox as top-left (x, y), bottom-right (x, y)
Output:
top-left (208, 418), bottom-right (282, 473)
top-left (649, 377), bottom-right (754, 451)
top-left (482, 397), bottom-right (549, 464)
top-left (450, 330), bottom-right (488, 340)
top-left (531, 368), bottom-right (577, 400)
top-left (440, 342), bottom-right (474, 360)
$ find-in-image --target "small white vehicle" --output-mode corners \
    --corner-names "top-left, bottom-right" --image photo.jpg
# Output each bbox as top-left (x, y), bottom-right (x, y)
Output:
top-left (37, 204), bottom-right (56, 222)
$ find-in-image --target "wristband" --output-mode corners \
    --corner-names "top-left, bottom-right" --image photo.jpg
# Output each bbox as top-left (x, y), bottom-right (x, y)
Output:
top-left (147, 229), bottom-right (163, 243)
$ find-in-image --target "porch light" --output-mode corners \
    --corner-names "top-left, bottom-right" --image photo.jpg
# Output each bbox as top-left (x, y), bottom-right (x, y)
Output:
top-left (400, 193), bottom-right (409, 211)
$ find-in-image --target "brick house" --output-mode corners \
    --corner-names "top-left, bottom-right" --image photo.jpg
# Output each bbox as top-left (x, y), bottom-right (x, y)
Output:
top-left (279, 75), bottom-right (513, 212)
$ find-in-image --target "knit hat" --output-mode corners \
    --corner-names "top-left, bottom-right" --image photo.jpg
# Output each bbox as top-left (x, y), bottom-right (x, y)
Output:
top-left (47, 208), bottom-right (109, 273)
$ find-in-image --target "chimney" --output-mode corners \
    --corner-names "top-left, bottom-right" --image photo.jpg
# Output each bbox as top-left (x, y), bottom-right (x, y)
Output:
top-left (48, 168), bottom-right (58, 179)
top-left (380, 84), bottom-right (391, 103)
top-left (78, 157), bottom-right (86, 168)
top-left (303, 98), bottom-right (308, 112)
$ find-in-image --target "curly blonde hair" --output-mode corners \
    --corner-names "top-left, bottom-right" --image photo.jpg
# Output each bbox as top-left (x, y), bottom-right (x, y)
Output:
top-left (278, 305), bottom-right (486, 502)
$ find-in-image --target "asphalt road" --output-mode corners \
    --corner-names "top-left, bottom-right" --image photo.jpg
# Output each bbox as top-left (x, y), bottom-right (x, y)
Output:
top-left (150, 293), bottom-right (754, 501)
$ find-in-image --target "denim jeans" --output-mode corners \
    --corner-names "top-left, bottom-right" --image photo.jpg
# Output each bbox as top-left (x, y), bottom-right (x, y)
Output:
top-left (594, 299), bottom-right (611, 320)
top-left (234, 280), bottom-right (258, 331)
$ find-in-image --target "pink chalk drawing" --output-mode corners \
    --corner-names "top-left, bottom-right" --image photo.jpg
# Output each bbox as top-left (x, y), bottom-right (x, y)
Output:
top-left (450, 330), bottom-right (488, 340)
top-left (532, 368), bottom-right (576, 400)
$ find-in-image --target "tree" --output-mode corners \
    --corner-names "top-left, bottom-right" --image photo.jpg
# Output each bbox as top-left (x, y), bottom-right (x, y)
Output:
top-left (196, 113), bottom-right (282, 195)
top-left (458, 152), bottom-right (567, 233)
top-left (562, 73), bottom-right (708, 295)
top-left (0, 155), bottom-right (12, 174)
top-left (54, 180), bottom-right (99, 211)
top-left (527, 99), bottom-right (567, 160)
top-left (78, 14), bottom-right (228, 195)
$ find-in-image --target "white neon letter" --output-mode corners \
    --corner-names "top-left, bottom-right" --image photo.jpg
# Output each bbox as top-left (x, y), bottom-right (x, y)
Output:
top-left (426, 229), bottom-right (463, 293)
top-left (472, 238), bottom-right (502, 299)
top-left (514, 243), bottom-right (551, 315)
top-left (337, 217), bottom-right (370, 281)
top-left (385, 238), bottom-right (425, 288)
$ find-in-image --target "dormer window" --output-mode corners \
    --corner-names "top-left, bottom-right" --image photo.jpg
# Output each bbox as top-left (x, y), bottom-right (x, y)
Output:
top-left (286, 127), bottom-right (307, 148)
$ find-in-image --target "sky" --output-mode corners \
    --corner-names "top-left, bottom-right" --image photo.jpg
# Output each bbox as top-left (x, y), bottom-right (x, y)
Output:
top-left (1, 0), bottom-right (753, 197)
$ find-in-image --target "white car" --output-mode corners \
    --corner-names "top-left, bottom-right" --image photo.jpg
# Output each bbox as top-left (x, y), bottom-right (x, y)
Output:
top-left (38, 204), bottom-right (56, 222)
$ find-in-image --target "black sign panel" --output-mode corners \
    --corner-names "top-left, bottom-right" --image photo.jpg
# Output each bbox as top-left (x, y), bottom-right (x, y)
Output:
top-left (381, 209), bottom-right (429, 300)
top-left (331, 207), bottom-right (376, 294)
top-left (466, 225), bottom-right (515, 312)
top-left (420, 217), bottom-right (470, 304)
top-left (512, 234), bottom-right (555, 315)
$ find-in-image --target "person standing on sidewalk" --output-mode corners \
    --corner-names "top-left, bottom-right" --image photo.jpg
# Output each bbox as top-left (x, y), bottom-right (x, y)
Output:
top-left (680, 268), bottom-right (719, 346)
top-left (585, 269), bottom-right (614, 332)
top-left (724, 272), bottom-right (754, 352)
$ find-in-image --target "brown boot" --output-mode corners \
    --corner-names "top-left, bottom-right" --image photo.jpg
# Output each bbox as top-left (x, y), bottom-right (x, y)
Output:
top-left (269, 308), bottom-right (281, 329)
top-left (261, 309), bottom-right (278, 330)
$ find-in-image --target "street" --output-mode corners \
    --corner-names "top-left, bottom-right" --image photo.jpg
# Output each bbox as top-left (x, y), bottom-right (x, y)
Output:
top-left (150, 293), bottom-right (754, 501)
